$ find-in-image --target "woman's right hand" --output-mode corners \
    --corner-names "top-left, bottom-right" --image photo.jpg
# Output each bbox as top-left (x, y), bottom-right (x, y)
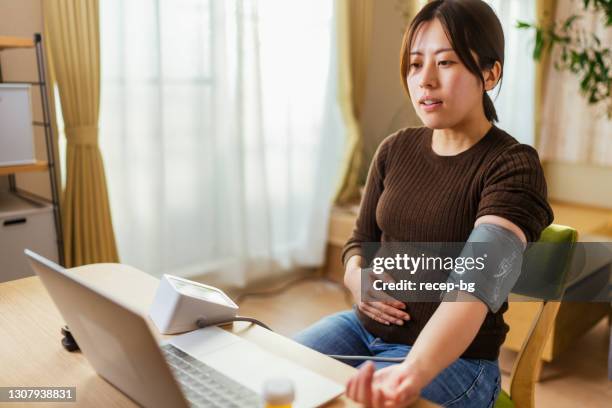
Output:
top-left (344, 256), bottom-right (411, 326)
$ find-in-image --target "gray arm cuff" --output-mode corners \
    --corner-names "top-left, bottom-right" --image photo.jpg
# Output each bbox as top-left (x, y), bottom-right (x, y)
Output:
top-left (446, 223), bottom-right (525, 313)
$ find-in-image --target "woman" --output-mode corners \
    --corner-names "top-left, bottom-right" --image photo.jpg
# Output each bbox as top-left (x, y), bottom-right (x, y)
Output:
top-left (294, 1), bottom-right (553, 407)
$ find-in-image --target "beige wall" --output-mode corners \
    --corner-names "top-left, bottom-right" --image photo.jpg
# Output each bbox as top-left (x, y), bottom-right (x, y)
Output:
top-left (0, 0), bottom-right (54, 200)
top-left (360, 0), bottom-right (421, 172)
top-left (544, 161), bottom-right (612, 209)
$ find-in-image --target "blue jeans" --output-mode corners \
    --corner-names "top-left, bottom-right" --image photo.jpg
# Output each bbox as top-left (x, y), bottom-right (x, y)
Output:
top-left (293, 310), bottom-right (501, 407)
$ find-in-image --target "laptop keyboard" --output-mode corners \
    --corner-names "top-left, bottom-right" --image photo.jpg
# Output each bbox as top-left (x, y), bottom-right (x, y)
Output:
top-left (161, 343), bottom-right (263, 408)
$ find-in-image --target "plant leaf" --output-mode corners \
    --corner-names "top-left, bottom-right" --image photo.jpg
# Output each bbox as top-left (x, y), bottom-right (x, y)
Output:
top-left (516, 20), bottom-right (532, 29)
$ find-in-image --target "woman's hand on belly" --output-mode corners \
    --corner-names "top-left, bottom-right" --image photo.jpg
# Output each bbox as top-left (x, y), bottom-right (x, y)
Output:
top-left (344, 255), bottom-right (411, 326)
top-left (358, 300), bottom-right (411, 326)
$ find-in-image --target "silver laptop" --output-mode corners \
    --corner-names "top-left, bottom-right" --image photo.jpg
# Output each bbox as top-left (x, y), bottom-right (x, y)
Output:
top-left (25, 250), bottom-right (344, 408)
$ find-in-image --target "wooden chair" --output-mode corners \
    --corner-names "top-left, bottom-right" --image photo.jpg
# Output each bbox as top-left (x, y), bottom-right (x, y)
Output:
top-left (494, 224), bottom-right (578, 408)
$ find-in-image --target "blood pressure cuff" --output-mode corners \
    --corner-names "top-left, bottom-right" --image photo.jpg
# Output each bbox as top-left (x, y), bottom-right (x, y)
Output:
top-left (445, 223), bottom-right (525, 313)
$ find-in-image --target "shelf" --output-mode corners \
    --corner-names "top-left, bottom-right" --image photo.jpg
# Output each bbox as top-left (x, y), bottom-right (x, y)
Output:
top-left (0, 36), bottom-right (35, 51)
top-left (0, 161), bottom-right (48, 176)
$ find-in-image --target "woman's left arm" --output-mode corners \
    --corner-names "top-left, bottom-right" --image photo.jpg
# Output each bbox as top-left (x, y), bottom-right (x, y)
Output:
top-left (346, 215), bottom-right (526, 408)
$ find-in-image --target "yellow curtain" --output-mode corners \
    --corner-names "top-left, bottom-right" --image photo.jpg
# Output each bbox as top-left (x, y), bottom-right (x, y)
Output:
top-left (534, 0), bottom-right (558, 147)
top-left (333, 0), bottom-right (374, 205)
top-left (43, 0), bottom-right (119, 267)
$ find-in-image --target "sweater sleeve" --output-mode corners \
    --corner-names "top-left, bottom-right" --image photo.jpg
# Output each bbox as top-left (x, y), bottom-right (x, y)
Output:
top-left (341, 132), bottom-right (396, 267)
top-left (476, 144), bottom-right (554, 242)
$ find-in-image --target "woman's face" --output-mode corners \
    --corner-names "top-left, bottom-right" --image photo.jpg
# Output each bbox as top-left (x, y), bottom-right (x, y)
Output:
top-left (406, 18), bottom-right (486, 130)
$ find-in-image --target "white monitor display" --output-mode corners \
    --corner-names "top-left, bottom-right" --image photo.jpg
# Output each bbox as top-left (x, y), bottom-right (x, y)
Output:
top-left (168, 277), bottom-right (231, 306)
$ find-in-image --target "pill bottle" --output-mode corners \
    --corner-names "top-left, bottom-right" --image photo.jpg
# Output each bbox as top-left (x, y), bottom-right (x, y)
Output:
top-left (262, 377), bottom-right (294, 408)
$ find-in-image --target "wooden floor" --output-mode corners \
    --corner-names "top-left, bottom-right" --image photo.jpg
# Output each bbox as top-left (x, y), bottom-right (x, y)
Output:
top-left (236, 278), bottom-right (611, 407)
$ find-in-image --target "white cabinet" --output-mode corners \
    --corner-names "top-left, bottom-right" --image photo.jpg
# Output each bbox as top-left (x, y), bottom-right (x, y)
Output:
top-left (0, 192), bottom-right (58, 282)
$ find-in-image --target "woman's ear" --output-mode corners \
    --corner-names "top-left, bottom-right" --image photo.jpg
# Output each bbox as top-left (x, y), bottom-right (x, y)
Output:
top-left (483, 61), bottom-right (502, 91)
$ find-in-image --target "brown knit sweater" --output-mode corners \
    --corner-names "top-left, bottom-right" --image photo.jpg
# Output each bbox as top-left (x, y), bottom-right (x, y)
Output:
top-left (342, 126), bottom-right (554, 360)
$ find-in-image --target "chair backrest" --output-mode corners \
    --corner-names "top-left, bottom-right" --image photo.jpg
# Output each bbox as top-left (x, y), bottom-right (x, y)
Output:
top-left (513, 225), bottom-right (578, 299)
top-left (507, 224), bottom-right (578, 408)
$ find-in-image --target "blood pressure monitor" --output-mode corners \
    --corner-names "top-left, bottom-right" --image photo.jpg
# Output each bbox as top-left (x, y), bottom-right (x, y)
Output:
top-left (149, 274), bottom-right (238, 334)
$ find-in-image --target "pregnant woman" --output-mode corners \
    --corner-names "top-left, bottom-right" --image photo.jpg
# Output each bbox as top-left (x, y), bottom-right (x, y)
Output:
top-left (294, 1), bottom-right (553, 407)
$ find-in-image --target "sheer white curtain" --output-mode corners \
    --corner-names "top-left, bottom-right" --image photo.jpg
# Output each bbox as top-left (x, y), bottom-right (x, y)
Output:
top-left (485, 0), bottom-right (536, 146)
top-left (539, 0), bottom-right (612, 165)
top-left (99, 0), bottom-right (344, 285)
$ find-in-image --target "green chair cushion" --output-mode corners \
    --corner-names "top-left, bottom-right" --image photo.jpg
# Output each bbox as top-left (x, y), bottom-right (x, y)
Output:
top-left (512, 224), bottom-right (578, 299)
top-left (539, 224), bottom-right (577, 244)
top-left (494, 389), bottom-right (514, 408)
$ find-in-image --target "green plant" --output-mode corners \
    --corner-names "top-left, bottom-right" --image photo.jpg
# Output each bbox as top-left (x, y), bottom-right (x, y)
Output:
top-left (517, 0), bottom-right (612, 118)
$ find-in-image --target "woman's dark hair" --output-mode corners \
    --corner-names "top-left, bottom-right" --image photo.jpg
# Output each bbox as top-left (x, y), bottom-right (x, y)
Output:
top-left (400, 0), bottom-right (504, 122)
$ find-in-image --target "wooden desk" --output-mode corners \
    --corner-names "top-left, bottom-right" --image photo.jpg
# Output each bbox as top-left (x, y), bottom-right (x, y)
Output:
top-left (0, 264), bottom-right (438, 408)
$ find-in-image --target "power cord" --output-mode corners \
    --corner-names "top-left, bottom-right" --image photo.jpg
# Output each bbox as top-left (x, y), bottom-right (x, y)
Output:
top-left (59, 276), bottom-right (398, 364)
top-left (196, 316), bottom-right (273, 331)
top-left (195, 316), bottom-right (406, 363)
top-left (62, 315), bottom-right (403, 363)
top-left (227, 280), bottom-right (408, 362)
top-left (327, 355), bottom-right (406, 363)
